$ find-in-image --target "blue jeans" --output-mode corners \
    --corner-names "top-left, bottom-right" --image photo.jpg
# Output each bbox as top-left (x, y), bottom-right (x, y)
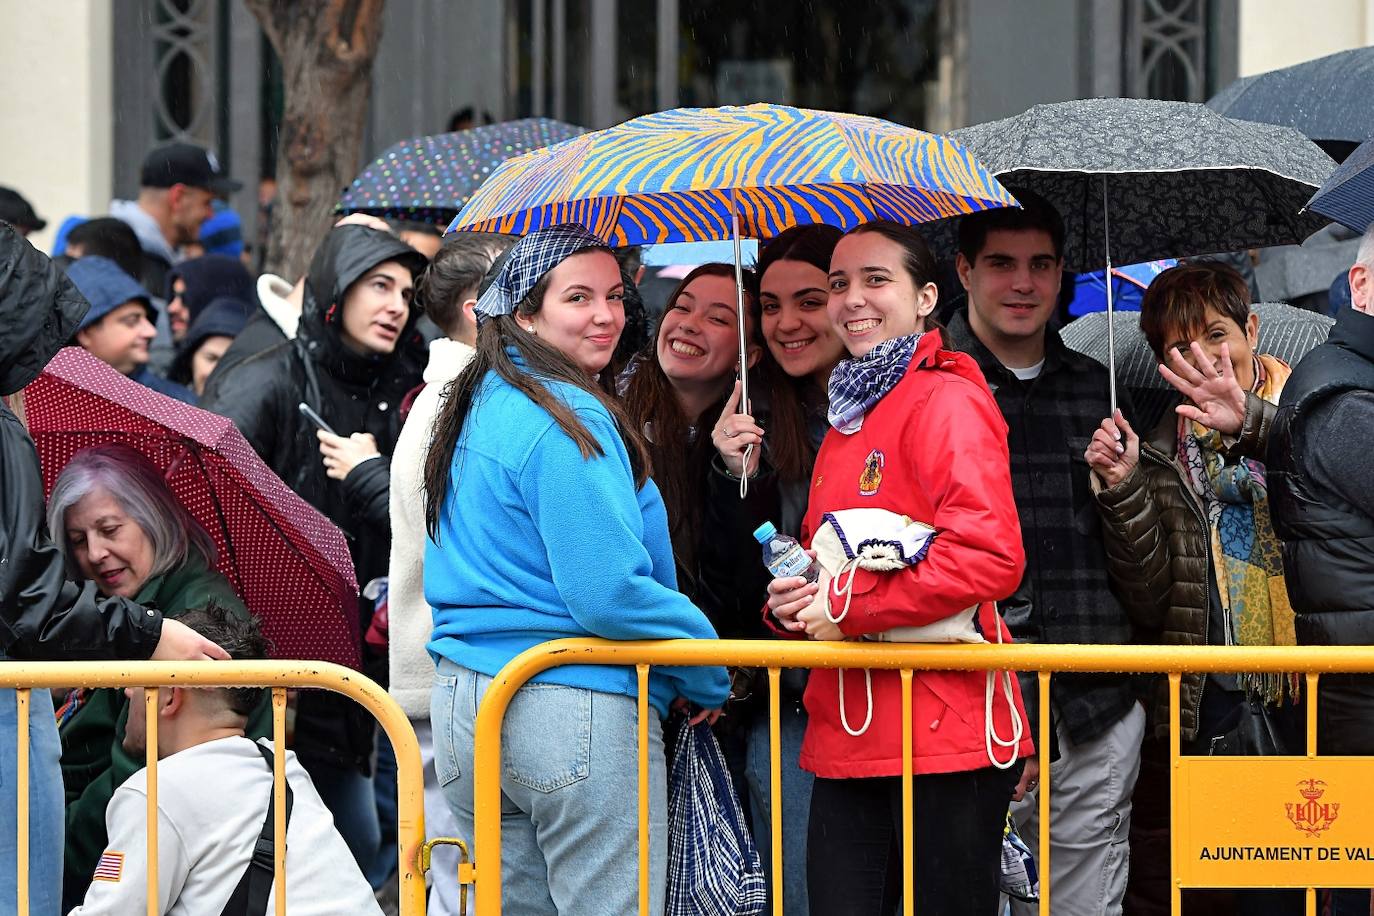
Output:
top-left (0, 688), bottom-right (63, 916)
top-left (374, 727), bottom-right (399, 882)
top-left (300, 756), bottom-right (389, 889)
top-left (432, 659), bottom-right (667, 915)
top-left (745, 692), bottom-right (813, 916)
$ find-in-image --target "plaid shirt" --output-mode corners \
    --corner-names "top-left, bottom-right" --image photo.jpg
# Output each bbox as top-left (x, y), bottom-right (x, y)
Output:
top-left (946, 310), bottom-right (1138, 747)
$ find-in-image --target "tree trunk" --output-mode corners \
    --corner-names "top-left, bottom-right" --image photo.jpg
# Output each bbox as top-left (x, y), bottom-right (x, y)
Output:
top-left (245, 0), bottom-right (386, 281)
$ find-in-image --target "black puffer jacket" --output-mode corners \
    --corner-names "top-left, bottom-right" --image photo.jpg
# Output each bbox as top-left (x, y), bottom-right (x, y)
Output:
top-left (1093, 393), bottom-right (1276, 741)
top-left (201, 225), bottom-right (427, 770)
top-left (0, 222), bottom-right (164, 660)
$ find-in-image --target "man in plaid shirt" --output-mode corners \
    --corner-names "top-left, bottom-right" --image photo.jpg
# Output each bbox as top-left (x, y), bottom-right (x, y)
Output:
top-left (945, 191), bottom-right (1145, 916)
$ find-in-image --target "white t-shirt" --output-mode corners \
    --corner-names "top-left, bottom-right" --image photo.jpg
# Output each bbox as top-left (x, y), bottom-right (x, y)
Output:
top-left (1008, 359), bottom-right (1045, 382)
top-left (68, 736), bottom-right (382, 916)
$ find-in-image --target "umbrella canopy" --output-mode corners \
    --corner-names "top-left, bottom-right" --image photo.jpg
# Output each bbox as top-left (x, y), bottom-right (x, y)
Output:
top-left (337, 118), bottom-right (587, 225)
top-left (946, 97), bottom-right (1336, 271)
top-left (1306, 136), bottom-right (1374, 235)
top-left (1207, 47), bottom-right (1374, 161)
top-left (24, 347), bottom-right (361, 668)
top-left (1060, 302), bottom-right (1334, 432)
top-left (448, 102), bottom-right (1017, 244)
top-left (1068, 259), bottom-right (1177, 317)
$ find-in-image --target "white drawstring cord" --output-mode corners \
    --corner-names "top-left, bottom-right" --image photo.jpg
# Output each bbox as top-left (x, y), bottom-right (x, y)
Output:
top-left (984, 608), bottom-right (1024, 769)
top-left (838, 668), bottom-right (874, 737)
top-left (826, 556), bottom-right (862, 625)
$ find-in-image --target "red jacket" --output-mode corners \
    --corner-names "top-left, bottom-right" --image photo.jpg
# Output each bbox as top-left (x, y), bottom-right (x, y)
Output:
top-left (796, 333), bottom-right (1034, 778)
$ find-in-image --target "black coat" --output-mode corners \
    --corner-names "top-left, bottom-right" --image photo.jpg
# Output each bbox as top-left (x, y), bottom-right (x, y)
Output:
top-left (0, 222), bottom-right (164, 661)
top-left (201, 225), bottom-right (427, 769)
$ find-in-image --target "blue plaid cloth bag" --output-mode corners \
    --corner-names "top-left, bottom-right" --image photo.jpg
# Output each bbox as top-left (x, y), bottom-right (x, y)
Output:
top-left (665, 720), bottom-right (767, 916)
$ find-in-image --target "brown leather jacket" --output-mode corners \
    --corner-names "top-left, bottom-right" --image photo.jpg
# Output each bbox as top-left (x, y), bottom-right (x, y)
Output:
top-left (1092, 392), bottom-right (1277, 740)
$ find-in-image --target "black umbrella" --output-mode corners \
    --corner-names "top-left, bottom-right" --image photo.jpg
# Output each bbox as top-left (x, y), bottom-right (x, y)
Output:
top-left (1207, 47), bottom-right (1374, 162)
top-left (1060, 302), bottom-right (1334, 432)
top-left (946, 97), bottom-right (1335, 409)
top-left (336, 118), bottom-right (586, 225)
top-left (1307, 137), bottom-right (1374, 235)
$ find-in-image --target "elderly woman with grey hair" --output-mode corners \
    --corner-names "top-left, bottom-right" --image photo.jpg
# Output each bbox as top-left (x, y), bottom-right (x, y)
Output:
top-left (46, 444), bottom-right (259, 910)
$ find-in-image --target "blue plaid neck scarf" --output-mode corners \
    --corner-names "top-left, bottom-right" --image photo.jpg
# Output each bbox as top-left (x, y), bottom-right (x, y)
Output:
top-left (827, 333), bottom-right (922, 434)
top-left (473, 223), bottom-right (605, 325)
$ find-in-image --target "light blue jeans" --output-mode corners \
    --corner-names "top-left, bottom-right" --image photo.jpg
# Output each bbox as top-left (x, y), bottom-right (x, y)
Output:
top-left (745, 692), bottom-right (813, 916)
top-left (431, 659), bottom-right (666, 915)
top-left (0, 687), bottom-right (63, 916)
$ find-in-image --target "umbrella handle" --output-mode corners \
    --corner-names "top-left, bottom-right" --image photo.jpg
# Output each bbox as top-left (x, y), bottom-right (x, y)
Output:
top-left (1103, 176), bottom-right (1117, 416)
top-left (731, 188), bottom-right (752, 499)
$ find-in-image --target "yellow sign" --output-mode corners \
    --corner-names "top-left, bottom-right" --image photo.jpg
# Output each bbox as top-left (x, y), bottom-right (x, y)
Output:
top-left (1176, 757), bottom-right (1374, 888)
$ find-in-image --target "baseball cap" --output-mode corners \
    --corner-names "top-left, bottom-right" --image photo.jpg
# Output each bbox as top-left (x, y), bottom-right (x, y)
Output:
top-left (0, 186), bottom-right (46, 231)
top-left (140, 142), bottom-right (243, 194)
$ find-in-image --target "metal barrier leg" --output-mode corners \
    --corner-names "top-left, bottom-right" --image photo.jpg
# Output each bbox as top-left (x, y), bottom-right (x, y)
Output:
top-left (1037, 671), bottom-right (1051, 916)
top-left (144, 687), bottom-right (160, 916)
top-left (900, 669), bottom-right (914, 916)
top-left (636, 664), bottom-right (650, 916)
top-left (272, 688), bottom-right (288, 916)
top-left (767, 667), bottom-right (783, 916)
top-left (16, 687), bottom-right (29, 916)
top-left (1305, 673), bottom-right (1320, 916)
top-left (1168, 674), bottom-right (1181, 916)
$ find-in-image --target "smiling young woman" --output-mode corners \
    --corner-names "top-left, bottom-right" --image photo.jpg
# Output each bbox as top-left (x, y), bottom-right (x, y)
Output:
top-left (421, 224), bottom-right (729, 915)
top-left (765, 219), bottom-right (1032, 915)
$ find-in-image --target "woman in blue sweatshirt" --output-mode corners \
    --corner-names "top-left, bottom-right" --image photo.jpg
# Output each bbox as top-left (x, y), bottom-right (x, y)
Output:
top-left (421, 224), bottom-right (730, 914)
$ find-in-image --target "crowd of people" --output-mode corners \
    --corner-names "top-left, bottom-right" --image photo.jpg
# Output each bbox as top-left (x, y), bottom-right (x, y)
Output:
top-left (2, 128), bottom-right (1373, 916)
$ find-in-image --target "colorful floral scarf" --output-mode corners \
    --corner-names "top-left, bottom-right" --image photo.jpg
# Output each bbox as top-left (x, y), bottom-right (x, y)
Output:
top-left (1176, 353), bottom-right (1297, 702)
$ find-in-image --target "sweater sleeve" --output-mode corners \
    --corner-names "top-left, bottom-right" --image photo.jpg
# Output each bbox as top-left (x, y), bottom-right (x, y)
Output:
top-left (834, 376), bottom-right (1026, 637)
top-left (66, 783), bottom-right (189, 915)
top-left (519, 407), bottom-right (730, 709)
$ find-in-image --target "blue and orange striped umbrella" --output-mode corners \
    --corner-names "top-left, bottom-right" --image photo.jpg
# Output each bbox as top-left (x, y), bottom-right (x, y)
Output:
top-left (448, 103), bottom-right (1014, 495)
top-left (446, 103), bottom-right (1016, 243)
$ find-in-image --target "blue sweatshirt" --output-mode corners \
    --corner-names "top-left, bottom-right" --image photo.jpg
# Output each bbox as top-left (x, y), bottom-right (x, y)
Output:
top-left (425, 367), bottom-right (730, 717)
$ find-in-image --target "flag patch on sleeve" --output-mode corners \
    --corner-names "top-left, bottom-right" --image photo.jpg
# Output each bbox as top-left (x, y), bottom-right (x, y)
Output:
top-left (93, 851), bottom-right (124, 882)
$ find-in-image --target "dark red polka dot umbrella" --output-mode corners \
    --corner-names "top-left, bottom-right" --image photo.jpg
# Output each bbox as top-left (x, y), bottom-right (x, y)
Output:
top-left (25, 347), bottom-right (361, 668)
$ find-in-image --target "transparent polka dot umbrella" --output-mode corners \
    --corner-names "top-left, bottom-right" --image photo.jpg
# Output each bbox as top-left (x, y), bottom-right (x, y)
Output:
top-left (26, 348), bottom-right (361, 668)
top-left (336, 117), bottom-right (587, 226)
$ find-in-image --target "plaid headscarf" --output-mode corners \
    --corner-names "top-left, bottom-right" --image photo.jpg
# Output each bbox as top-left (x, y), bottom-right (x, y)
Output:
top-left (826, 333), bottom-right (923, 434)
top-left (473, 223), bottom-right (605, 325)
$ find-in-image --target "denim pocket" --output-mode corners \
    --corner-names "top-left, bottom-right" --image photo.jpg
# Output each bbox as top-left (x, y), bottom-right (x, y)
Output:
top-left (502, 683), bottom-right (591, 793)
top-left (431, 670), bottom-right (463, 788)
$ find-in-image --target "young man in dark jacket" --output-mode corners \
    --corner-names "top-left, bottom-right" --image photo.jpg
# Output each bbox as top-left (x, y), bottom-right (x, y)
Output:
top-left (1268, 226), bottom-right (1374, 916)
top-left (946, 193), bottom-right (1144, 916)
top-left (200, 224), bottom-right (427, 886)
top-left (0, 222), bottom-right (226, 915)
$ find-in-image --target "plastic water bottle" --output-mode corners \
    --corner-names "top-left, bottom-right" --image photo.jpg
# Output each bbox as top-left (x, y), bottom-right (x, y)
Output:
top-left (753, 521), bottom-right (820, 584)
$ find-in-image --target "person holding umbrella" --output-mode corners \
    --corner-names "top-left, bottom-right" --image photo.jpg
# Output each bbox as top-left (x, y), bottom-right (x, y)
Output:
top-left (422, 223), bottom-right (730, 915)
top-left (0, 223), bottom-right (226, 916)
top-left (200, 223), bottom-right (429, 886)
top-left (1086, 261), bottom-right (1303, 915)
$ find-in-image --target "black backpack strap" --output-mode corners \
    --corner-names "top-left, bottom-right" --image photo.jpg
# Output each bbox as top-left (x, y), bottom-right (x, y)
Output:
top-left (219, 742), bottom-right (295, 916)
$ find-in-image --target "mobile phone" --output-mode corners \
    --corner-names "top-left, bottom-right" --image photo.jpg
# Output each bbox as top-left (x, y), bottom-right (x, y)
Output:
top-left (298, 402), bottom-right (337, 436)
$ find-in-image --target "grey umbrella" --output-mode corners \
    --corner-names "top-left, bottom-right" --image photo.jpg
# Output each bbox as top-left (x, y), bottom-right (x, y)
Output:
top-left (1059, 302), bottom-right (1334, 433)
top-left (947, 97), bottom-right (1335, 410)
top-left (1207, 47), bottom-right (1374, 162)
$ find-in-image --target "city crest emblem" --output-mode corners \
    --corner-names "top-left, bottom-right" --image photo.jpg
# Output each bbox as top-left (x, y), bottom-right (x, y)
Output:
top-left (858, 449), bottom-right (884, 497)
top-left (1286, 779), bottom-right (1340, 837)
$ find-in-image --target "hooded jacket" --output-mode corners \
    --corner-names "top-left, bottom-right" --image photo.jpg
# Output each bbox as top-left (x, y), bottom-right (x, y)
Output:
top-left (0, 222), bottom-right (164, 660)
top-left (201, 273), bottom-right (297, 397)
top-left (164, 254), bottom-right (255, 331)
top-left (200, 225), bottom-right (426, 770)
top-left (109, 198), bottom-right (177, 294)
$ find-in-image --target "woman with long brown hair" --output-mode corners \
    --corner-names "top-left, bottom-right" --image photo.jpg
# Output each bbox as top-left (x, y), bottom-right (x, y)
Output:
top-left (620, 262), bottom-right (759, 601)
top-left (421, 224), bottom-right (729, 914)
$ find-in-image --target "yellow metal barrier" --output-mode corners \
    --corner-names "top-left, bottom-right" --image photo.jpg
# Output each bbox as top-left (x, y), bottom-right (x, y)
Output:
top-left (469, 638), bottom-right (1374, 916)
top-left (0, 661), bottom-right (427, 916)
